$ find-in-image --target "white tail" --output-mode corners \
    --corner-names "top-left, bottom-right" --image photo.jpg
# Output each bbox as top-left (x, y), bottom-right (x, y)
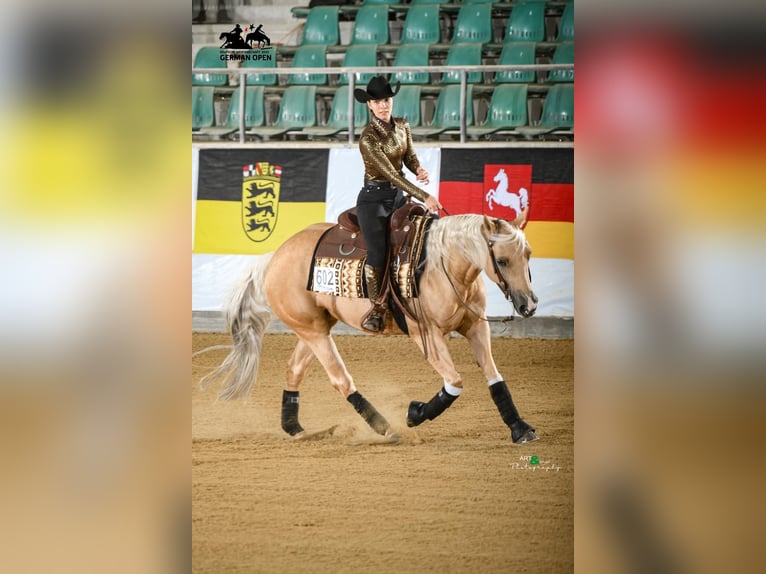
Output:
top-left (199, 253), bottom-right (275, 400)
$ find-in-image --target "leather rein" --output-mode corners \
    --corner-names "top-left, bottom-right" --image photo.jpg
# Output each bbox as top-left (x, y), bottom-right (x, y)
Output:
top-left (439, 238), bottom-right (517, 323)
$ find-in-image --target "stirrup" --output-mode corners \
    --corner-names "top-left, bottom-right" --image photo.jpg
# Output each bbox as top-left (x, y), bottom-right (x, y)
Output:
top-left (362, 306), bottom-right (386, 333)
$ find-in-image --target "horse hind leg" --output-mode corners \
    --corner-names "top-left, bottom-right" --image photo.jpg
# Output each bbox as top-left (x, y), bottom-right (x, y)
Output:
top-left (299, 331), bottom-right (394, 438)
top-left (281, 339), bottom-right (315, 437)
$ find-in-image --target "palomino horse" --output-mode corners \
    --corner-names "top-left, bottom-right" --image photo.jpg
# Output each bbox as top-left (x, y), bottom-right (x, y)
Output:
top-left (200, 213), bottom-right (539, 444)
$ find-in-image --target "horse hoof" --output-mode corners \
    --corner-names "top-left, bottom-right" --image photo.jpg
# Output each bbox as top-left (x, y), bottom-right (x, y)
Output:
top-left (510, 420), bottom-right (538, 444)
top-left (406, 401), bottom-right (426, 427)
top-left (513, 429), bottom-right (539, 445)
top-left (385, 430), bottom-right (401, 444)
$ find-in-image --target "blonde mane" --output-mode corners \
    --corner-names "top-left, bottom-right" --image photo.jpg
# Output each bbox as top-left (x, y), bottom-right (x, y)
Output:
top-left (425, 214), bottom-right (526, 272)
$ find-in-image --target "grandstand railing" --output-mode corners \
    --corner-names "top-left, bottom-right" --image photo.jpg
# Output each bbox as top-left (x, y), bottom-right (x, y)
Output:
top-left (192, 63), bottom-right (574, 144)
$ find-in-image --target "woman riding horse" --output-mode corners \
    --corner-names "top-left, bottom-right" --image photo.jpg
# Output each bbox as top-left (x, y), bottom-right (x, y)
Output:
top-left (353, 76), bottom-right (443, 334)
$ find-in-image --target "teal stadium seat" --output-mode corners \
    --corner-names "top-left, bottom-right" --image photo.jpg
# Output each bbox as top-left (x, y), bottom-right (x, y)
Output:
top-left (288, 45), bottom-right (328, 85)
top-left (192, 47), bottom-right (227, 86)
top-left (303, 86), bottom-right (368, 137)
top-left (253, 86), bottom-right (318, 139)
top-left (547, 42), bottom-right (574, 83)
top-left (301, 6), bottom-right (340, 46)
top-left (391, 44), bottom-right (431, 85)
top-left (517, 84), bottom-right (573, 138)
top-left (540, 84), bottom-right (573, 127)
top-left (338, 44), bottom-right (378, 86)
top-left (361, 0), bottom-right (398, 4)
top-left (192, 86), bottom-right (215, 129)
top-left (226, 86), bottom-right (265, 131)
top-left (413, 84), bottom-right (474, 137)
top-left (463, 0), bottom-right (495, 4)
top-left (352, 5), bottom-right (390, 44)
top-left (411, 0), bottom-right (448, 4)
top-left (453, 4), bottom-right (493, 44)
top-left (467, 84), bottom-right (528, 138)
top-left (494, 41), bottom-right (536, 83)
top-left (557, 2), bottom-right (574, 41)
top-left (199, 86), bottom-right (266, 139)
top-left (394, 85), bottom-right (422, 127)
top-left (243, 46), bottom-right (277, 86)
top-left (401, 4), bottom-right (441, 44)
top-left (442, 43), bottom-right (483, 84)
top-left (505, 2), bottom-right (546, 43)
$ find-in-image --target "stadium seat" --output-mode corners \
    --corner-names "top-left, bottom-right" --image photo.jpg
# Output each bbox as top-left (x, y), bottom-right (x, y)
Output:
top-left (301, 6), bottom-right (340, 46)
top-left (413, 84), bottom-right (474, 137)
top-left (505, 2), bottom-right (546, 43)
top-left (303, 86), bottom-right (368, 137)
top-left (361, 0), bottom-right (398, 4)
top-left (393, 85), bottom-right (422, 127)
top-left (288, 45), bottom-right (328, 85)
top-left (192, 47), bottom-right (227, 86)
top-left (199, 86), bottom-right (266, 139)
top-left (401, 4), bottom-right (441, 44)
top-left (226, 86), bottom-right (265, 130)
top-left (411, 0), bottom-right (448, 4)
top-left (192, 86), bottom-right (215, 129)
top-left (391, 44), bottom-right (431, 85)
top-left (352, 5), bottom-right (390, 44)
top-left (338, 44), bottom-right (378, 86)
top-left (243, 46), bottom-right (277, 86)
top-left (253, 86), bottom-right (318, 140)
top-left (453, 4), bottom-right (493, 44)
top-left (441, 43), bottom-right (483, 84)
top-left (557, 2), bottom-right (574, 41)
top-left (516, 84), bottom-right (573, 138)
top-left (547, 41), bottom-right (574, 83)
top-left (467, 84), bottom-right (528, 138)
top-left (494, 41), bottom-right (536, 83)
top-left (463, 0), bottom-right (495, 4)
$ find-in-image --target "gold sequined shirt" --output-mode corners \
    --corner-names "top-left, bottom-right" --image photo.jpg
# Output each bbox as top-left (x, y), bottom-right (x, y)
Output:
top-left (358, 116), bottom-right (429, 202)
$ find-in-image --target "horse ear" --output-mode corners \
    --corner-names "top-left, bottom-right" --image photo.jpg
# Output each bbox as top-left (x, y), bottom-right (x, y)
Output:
top-left (482, 215), bottom-right (493, 235)
top-left (510, 205), bottom-right (529, 229)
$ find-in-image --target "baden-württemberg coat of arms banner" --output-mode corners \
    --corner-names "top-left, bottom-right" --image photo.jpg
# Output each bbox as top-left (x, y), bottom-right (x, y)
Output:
top-left (242, 162), bottom-right (281, 242)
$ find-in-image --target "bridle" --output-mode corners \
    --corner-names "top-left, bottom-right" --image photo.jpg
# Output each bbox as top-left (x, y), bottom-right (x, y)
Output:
top-left (440, 237), bottom-right (520, 324)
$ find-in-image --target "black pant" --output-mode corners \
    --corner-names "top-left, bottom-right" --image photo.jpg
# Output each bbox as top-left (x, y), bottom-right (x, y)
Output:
top-left (356, 182), bottom-right (406, 268)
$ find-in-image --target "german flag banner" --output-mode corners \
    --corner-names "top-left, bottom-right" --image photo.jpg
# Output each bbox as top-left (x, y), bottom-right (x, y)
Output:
top-left (193, 149), bottom-right (328, 254)
top-left (439, 148), bottom-right (573, 260)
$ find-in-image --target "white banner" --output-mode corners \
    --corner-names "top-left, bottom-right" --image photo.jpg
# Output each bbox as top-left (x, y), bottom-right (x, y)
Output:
top-left (325, 146), bottom-right (441, 224)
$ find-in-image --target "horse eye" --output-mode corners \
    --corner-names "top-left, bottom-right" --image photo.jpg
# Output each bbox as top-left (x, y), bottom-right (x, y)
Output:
top-left (496, 258), bottom-right (508, 267)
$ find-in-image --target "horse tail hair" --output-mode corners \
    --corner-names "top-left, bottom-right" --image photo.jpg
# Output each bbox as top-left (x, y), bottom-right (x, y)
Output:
top-left (199, 253), bottom-right (275, 400)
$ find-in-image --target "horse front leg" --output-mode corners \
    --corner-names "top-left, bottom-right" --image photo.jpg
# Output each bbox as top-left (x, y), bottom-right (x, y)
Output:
top-left (458, 319), bottom-right (538, 444)
top-left (405, 325), bottom-right (464, 428)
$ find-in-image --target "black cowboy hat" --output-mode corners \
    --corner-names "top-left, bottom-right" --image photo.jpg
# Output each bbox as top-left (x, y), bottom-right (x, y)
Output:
top-left (354, 75), bottom-right (401, 103)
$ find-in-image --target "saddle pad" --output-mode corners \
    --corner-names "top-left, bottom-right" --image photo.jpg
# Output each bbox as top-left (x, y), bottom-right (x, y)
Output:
top-left (310, 256), bottom-right (367, 298)
top-left (307, 208), bottom-right (432, 299)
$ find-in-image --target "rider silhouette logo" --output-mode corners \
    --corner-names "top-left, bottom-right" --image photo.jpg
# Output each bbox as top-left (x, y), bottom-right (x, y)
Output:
top-left (483, 164), bottom-right (531, 227)
top-left (242, 162), bottom-right (281, 242)
top-left (220, 23), bottom-right (271, 50)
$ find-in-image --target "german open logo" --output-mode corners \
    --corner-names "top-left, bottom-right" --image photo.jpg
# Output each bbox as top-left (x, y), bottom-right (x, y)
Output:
top-left (242, 162), bottom-right (281, 242)
top-left (219, 23), bottom-right (273, 61)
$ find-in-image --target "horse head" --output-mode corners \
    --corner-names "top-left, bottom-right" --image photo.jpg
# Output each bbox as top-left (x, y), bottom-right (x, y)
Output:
top-left (493, 168), bottom-right (506, 183)
top-left (482, 216), bottom-right (537, 318)
top-left (219, 32), bottom-right (227, 40)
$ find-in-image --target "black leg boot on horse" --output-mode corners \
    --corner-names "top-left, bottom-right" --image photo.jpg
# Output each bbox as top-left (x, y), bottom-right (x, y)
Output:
top-left (347, 391), bottom-right (398, 441)
top-left (362, 264), bottom-right (388, 333)
top-left (489, 380), bottom-right (538, 444)
top-left (406, 384), bottom-right (461, 427)
top-left (281, 390), bottom-right (304, 437)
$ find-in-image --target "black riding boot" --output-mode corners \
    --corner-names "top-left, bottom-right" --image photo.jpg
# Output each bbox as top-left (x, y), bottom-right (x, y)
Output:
top-left (362, 264), bottom-right (387, 333)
